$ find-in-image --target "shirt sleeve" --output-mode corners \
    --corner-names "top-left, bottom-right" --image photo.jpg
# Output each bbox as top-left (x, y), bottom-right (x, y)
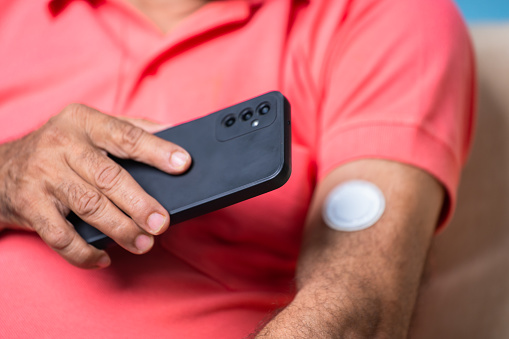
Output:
top-left (316, 0), bottom-right (476, 227)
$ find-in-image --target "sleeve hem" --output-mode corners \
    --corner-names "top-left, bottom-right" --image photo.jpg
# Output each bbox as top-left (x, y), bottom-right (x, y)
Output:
top-left (318, 123), bottom-right (461, 230)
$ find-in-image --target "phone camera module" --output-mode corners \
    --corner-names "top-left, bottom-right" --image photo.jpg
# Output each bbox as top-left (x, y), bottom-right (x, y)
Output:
top-left (257, 102), bottom-right (270, 115)
top-left (240, 109), bottom-right (253, 121)
top-left (223, 115), bottom-right (236, 127)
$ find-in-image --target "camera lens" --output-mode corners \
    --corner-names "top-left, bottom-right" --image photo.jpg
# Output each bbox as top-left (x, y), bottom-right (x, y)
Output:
top-left (223, 115), bottom-right (236, 127)
top-left (240, 109), bottom-right (253, 121)
top-left (257, 102), bottom-right (270, 115)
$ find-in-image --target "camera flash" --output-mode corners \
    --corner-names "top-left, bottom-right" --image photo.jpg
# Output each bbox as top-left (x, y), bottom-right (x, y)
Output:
top-left (251, 120), bottom-right (260, 127)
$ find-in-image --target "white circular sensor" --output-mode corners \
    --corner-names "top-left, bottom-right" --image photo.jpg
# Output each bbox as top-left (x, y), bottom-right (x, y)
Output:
top-left (323, 180), bottom-right (385, 232)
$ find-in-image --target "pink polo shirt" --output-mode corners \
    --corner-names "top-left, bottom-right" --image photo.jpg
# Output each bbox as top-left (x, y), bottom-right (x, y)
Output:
top-left (0, 0), bottom-right (474, 337)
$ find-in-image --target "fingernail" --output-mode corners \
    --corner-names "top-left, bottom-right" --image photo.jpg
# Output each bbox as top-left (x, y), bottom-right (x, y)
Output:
top-left (96, 255), bottom-right (111, 269)
top-left (170, 151), bottom-right (189, 170)
top-left (147, 212), bottom-right (166, 233)
top-left (135, 234), bottom-right (154, 253)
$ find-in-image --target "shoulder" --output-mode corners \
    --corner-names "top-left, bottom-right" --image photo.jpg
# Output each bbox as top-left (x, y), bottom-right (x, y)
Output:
top-left (291, 0), bottom-right (468, 41)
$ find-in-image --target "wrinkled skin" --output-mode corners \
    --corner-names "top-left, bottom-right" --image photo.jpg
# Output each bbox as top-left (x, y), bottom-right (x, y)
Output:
top-left (0, 104), bottom-right (191, 269)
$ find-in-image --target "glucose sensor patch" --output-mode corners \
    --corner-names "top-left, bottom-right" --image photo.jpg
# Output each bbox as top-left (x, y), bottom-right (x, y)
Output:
top-left (323, 180), bottom-right (385, 232)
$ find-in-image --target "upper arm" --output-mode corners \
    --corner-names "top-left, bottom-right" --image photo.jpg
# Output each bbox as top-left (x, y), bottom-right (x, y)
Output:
top-left (294, 158), bottom-right (444, 335)
top-left (309, 0), bottom-right (475, 229)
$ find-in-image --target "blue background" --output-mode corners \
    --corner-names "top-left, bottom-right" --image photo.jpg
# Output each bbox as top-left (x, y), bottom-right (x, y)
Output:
top-left (454, 0), bottom-right (509, 22)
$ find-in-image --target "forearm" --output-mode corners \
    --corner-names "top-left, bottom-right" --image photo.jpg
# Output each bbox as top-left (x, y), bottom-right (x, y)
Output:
top-left (256, 282), bottom-right (395, 338)
top-left (257, 237), bottom-right (425, 338)
top-left (255, 159), bottom-right (444, 338)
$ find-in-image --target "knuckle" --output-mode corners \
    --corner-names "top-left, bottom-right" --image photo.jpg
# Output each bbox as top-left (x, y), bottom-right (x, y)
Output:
top-left (95, 162), bottom-right (123, 192)
top-left (37, 221), bottom-right (75, 251)
top-left (75, 191), bottom-right (103, 218)
top-left (68, 184), bottom-right (105, 218)
top-left (61, 103), bottom-right (86, 119)
top-left (121, 194), bottom-right (153, 222)
top-left (42, 113), bottom-right (78, 147)
top-left (34, 218), bottom-right (98, 268)
top-left (51, 103), bottom-right (95, 132)
top-left (108, 218), bottom-right (136, 240)
top-left (49, 103), bottom-right (81, 125)
top-left (120, 123), bottom-right (145, 154)
top-left (129, 195), bottom-right (149, 212)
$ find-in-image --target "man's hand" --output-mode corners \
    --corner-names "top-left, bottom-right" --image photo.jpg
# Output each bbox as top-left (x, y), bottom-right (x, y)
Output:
top-left (0, 104), bottom-right (191, 269)
top-left (255, 159), bottom-right (444, 338)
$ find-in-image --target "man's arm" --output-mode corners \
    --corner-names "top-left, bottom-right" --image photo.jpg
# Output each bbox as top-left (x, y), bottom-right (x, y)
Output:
top-left (256, 159), bottom-right (444, 338)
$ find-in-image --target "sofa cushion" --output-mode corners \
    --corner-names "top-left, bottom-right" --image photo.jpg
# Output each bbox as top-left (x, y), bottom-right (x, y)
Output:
top-left (410, 23), bottom-right (509, 338)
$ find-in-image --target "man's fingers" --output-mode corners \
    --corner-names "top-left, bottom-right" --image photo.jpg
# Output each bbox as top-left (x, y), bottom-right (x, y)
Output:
top-left (66, 146), bottom-right (169, 235)
top-left (0, 104), bottom-right (181, 269)
top-left (52, 173), bottom-right (155, 255)
top-left (30, 202), bottom-right (110, 269)
top-left (84, 109), bottom-right (191, 174)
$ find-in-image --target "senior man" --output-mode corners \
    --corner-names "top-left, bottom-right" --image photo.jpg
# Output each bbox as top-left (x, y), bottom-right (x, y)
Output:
top-left (0, 0), bottom-right (475, 337)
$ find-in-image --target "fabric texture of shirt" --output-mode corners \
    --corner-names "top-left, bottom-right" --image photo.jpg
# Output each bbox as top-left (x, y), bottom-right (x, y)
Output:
top-left (0, 0), bottom-right (475, 337)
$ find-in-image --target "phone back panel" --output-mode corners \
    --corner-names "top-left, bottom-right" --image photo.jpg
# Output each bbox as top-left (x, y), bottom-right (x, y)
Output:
top-left (71, 91), bottom-right (291, 247)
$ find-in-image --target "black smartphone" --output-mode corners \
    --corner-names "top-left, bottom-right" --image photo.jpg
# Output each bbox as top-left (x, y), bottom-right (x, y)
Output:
top-left (69, 91), bottom-right (292, 248)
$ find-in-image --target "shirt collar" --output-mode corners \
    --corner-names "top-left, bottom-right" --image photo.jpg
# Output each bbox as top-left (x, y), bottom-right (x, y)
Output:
top-left (48, 0), bottom-right (104, 16)
top-left (47, 0), bottom-right (306, 16)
